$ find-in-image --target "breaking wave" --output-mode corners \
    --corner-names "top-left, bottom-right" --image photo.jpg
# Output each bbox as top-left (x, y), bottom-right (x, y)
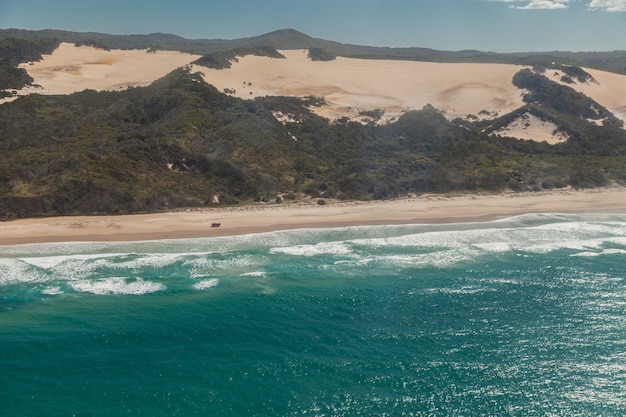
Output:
top-left (0, 213), bottom-right (624, 297)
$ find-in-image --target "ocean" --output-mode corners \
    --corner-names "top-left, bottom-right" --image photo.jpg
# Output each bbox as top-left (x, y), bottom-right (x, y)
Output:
top-left (1, 212), bottom-right (625, 416)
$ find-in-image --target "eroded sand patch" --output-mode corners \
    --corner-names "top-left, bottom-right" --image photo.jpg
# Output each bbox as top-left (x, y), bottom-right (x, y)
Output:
top-left (193, 50), bottom-right (526, 123)
top-left (490, 112), bottom-right (570, 144)
top-left (13, 43), bottom-right (201, 96)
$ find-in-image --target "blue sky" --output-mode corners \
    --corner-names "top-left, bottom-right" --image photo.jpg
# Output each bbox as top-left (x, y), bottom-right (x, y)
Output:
top-left (0, 0), bottom-right (625, 52)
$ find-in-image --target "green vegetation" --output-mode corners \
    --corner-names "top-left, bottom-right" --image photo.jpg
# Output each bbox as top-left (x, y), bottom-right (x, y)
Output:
top-left (557, 65), bottom-right (597, 84)
top-left (307, 47), bottom-right (336, 61)
top-left (74, 39), bottom-right (111, 50)
top-left (512, 68), bottom-right (622, 129)
top-left (193, 46), bottom-right (285, 69)
top-left (1, 30), bottom-right (626, 218)
top-left (1, 66), bottom-right (625, 219)
top-left (0, 37), bottom-right (60, 96)
top-left (0, 37), bottom-right (60, 65)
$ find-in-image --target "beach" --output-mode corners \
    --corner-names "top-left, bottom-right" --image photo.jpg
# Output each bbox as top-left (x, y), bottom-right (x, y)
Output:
top-left (1, 188), bottom-right (625, 245)
top-left (4, 47), bottom-right (625, 246)
top-left (4, 44), bottom-right (626, 144)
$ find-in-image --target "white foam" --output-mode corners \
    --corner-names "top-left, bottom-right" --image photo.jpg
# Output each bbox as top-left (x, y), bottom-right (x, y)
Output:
top-left (192, 278), bottom-right (219, 290)
top-left (522, 235), bottom-right (620, 254)
top-left (185, 255), bottom-right (265, 280)
top-left (1, 214), bottom-right (625, 292)
top-left (333, 258), bottom-right (375, 267)
top-left (18, 253), bottom-right (123, 269)
top-left (429, 286), bottom-right (491, 295)
top-left (0, 258), bottom-right (50, 285)
top-left (240, 271), bottom-right (266, 277)
top-left (352, 231), bottom-right (466, 249)
top-left (70, 277), bottom-right (165, 295)
top-left (472, 242), bottom-right (513, 252)
top-left (572, 248), bottom-right (626, 257)
top-left (41, 286), bottom-right (63, 295)
top-left (260, 217), bottom-right (626, 262)
top-left (109, 253), bottom-right (186, 270)
top-left (376, 247), bottom-right (482, 268)
top-left (604, 248), bottom-right (626, 255)
top-left (352, 221), bottom-right (626, 256)
top-left (270, 242), bottom-right (353, 257)
top-left (18, 251), bottom-right (218, 275)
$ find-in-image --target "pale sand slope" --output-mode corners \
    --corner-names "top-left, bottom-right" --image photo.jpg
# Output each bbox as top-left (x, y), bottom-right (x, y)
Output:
top-left (194, 51), bottom-right (626, 127)
top-left (4, 44), bottom-right (626, 141)
top-left (490, 112), bottom-right (570, 145)
top-left (11, 43), bottom-right (201, 96)
top-left (493, 68), bottom-right (626, 143)
top-left (546, 68), bottom-right (626, 122)
top-left (193, 50), bottom-right (526, 123)
top-left (1, 188), bottom-right (625, 245)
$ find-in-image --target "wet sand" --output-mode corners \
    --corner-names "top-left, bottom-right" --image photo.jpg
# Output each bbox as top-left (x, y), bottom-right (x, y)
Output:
top-left (1, 188), bottom-right (625, 245)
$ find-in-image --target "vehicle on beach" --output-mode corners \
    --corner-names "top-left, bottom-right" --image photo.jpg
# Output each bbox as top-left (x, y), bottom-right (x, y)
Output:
top-left (211, 222), bottom-right (221, 228)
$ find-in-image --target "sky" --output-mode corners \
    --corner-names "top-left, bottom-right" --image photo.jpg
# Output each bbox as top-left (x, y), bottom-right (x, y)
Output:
top-left (0, 0), bottom-right (625, 52)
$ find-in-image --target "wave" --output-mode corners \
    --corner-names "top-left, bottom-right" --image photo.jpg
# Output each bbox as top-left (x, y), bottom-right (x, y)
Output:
top-left (70, 277), bottom-right (166, 295)
top-left (268, 214), bottom-right (626, 264)
top-left (1, 213), bottom-right (625, 296)
top-left (269, 241), bottom-right (353, 257)
top-left (192, 278), bottom-right (219, 290)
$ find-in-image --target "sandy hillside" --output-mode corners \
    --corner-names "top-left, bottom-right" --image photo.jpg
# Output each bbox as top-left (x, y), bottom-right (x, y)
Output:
top-left (9, 43), bottom-right (201, 97)
top-left (490, 112), bottom-right (571, 145)
top-left (545, 68), bottom-right (626, 122)
top-left (491, 67), bottom-right (626, 143)
top-left (193, 50), bottom-right (526, 123)
top-left (4, 44), bottom-right (626, 143)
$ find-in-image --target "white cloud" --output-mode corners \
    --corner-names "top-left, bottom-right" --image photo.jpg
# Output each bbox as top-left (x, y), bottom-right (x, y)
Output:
top-left (489, 0), bottom-right (626, 11)
top-left (515, 0), bottom-right (571, 9)
top-left (487, 0), bottom-right (572, 9)
top-left (587, 0), bottom-right (626, 11)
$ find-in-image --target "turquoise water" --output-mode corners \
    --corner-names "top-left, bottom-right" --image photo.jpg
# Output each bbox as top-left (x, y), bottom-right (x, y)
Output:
top-left (1, 213), bottom-right (626, 416)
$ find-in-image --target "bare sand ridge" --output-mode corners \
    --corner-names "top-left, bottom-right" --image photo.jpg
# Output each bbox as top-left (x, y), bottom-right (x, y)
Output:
top-left (546, 68), bottom-right (626, 123)
top-left (12, 43), bottom-right (201, 96)
top-left (193, 50), bottom-right (526, 123)
top-left (490, 113), bottom-right (570, 144)
top-left (3, 43), bottom-right (625, 143)
top-left (1, 188), bottom-right (625, 245)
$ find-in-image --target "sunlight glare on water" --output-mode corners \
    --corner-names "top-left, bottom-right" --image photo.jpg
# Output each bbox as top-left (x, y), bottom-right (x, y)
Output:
top-left (1, 213), bottom-right (625, 415)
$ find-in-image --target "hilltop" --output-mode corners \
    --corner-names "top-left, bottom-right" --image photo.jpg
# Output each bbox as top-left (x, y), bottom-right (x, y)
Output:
top-left (0, 29), bottom-right (625, 218)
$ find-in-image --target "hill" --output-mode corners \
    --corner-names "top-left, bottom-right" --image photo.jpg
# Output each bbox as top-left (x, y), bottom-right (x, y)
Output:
top-left (3, 28), bottom-right (626, 72)
top-left (0, 29), bottom-right (625, 219)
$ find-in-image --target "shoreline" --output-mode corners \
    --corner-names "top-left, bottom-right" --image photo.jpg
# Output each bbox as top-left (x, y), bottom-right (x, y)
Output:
top-left (1, 188), bottom-right (625, 246)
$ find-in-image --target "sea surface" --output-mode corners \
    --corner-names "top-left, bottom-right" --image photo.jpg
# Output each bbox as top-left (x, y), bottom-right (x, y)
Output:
top-left (1, 213), bottom-right (626, 416)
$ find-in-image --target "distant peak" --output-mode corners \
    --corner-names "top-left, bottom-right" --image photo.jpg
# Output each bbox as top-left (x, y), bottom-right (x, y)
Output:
top-left (264, 29), bottom-right (310, 37)
top-left (256, 28), bottom-right (314, 42)
top-left (237, 29), bottom-right (318, 50)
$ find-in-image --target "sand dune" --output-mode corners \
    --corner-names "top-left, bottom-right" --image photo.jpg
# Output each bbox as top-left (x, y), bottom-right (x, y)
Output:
top-left (490, 112), bottom-right (570, 144)
top-left (546, 68), bottom-right (626, 122)
top-left (13, 43), bottom-right (201, 96)
top-left (193, 50), bottom-right (526, 123)
top-left (3, 43), bottom-right (626, 143)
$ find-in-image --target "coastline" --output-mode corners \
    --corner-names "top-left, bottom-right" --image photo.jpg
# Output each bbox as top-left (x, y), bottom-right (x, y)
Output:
top-left (1, 188), bottom-right (625, 246)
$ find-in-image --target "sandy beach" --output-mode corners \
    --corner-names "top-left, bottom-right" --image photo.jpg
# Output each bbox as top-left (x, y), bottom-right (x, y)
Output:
top-left (2, 45), bottom-right (626, 246)
top-left (1, 188), bottom-right (625, 245)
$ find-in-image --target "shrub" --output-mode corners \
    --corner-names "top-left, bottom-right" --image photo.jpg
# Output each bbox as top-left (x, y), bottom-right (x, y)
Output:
top-left (307, 48), bottom-right (336, 61)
